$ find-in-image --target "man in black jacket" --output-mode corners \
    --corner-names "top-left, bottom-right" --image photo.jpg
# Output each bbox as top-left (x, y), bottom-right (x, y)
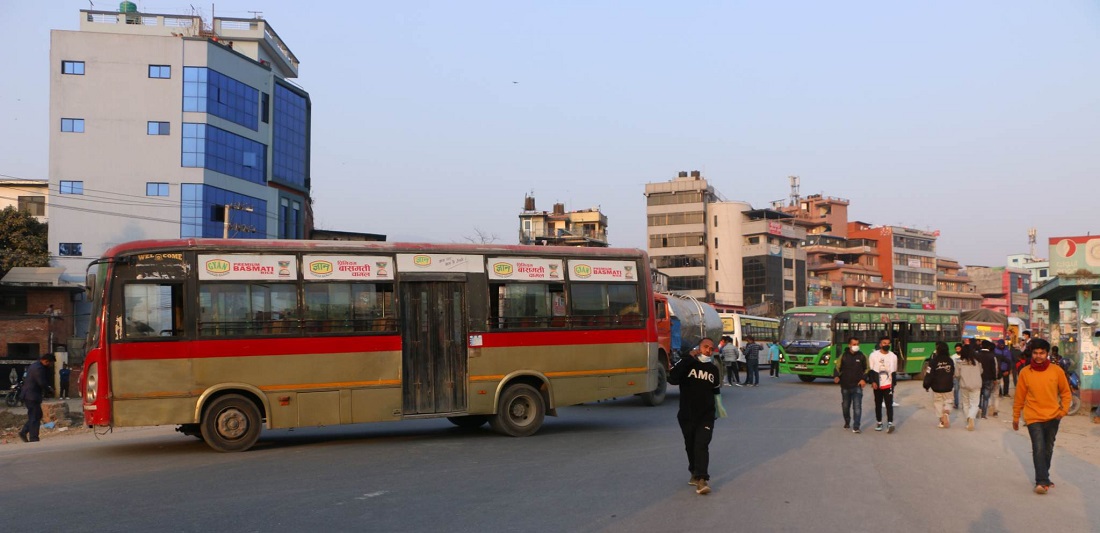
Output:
top-left (18, 353), bottom-right (55, 443)
top-left (976, 340), bottom-right (998, 419)
top-left (834, 337), bottom-right (868, 433)
top-left (668, 338), bottom-right (721, 495)
top-left (923, 342), bottom-right (956, 428)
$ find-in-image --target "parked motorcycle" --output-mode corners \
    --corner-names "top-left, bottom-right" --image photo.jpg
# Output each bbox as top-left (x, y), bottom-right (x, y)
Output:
top-left (4, 380), bottom-right (23, 408)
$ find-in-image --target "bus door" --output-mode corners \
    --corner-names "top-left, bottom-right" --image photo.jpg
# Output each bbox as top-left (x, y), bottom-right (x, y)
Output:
top-left (834, 317), bottom-right (850, 362)
top-left (890, 321), bottom-right (910, 372)
top-left (400, 279), bottom-right (468, 415)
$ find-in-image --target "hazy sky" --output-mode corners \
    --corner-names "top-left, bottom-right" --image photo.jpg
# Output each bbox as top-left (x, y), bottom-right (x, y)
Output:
top-left (2, 1), bottom-right (1098, 266)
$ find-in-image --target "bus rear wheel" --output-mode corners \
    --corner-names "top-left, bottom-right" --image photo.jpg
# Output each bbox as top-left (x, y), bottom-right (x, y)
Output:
top-left (798, 375), bottom-right (817, 383)
top-left (490, 384), bottom-right (545, 437)
top-left (640, 363), bottom-right (667, 406)
top-left (201, 394), bottom-right (262, 452)
top-left (447, 415), bottom-right (489, 429)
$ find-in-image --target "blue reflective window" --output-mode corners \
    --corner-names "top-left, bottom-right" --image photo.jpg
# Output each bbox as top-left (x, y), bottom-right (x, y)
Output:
top-left (181, 123), bottom-right (266, 184)
top-left (59, 243), bottom-right (83, 257)
top-left (147, 121), bottom-right (170, 135)
top-left (146, 182), bottom-right (169, 196)
top-left (179, 183), bottom-right (267, 238)
top-left (181, 67), bottom-right (258, 130)
top-left (61, 118), bottom-right (85, 133)
top-left (60, 180), bottom-right (84, 195)
top-left (149, 65), bottom-right (171, 79)
top-left (272, 84), bottom-right (308, 188)
top-left (62, 61), bottom-right (85, 75)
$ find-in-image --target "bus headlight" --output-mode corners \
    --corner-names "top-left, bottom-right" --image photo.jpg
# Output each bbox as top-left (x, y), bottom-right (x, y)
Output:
top-left (820, 354), bottom-right (831, 366)
top-left (85, 362), bottom-right (98, 403)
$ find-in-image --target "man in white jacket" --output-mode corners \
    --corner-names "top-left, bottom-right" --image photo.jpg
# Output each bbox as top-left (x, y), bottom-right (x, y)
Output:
top-left (869, 336), bottom-right (899, 433)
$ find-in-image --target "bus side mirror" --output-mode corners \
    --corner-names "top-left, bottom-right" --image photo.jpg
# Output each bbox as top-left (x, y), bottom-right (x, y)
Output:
top-left (85, 273), bottom-right (96, 295)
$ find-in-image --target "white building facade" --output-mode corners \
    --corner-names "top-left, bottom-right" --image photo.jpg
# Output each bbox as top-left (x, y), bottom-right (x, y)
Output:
top-left (49, 10), bottom-right (310, 280)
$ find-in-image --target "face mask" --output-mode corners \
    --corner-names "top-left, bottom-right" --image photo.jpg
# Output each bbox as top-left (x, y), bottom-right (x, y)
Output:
top-left (880, 345), bottom-right (890, 352)
top-left (697, 355), bottom-right (712, 364)
top-left (850, 346), bottom-right (860, 353)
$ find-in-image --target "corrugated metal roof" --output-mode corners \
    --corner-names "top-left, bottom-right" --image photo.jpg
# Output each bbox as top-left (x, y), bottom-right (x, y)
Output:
top-left (1, 267), bottom-right (67, 286)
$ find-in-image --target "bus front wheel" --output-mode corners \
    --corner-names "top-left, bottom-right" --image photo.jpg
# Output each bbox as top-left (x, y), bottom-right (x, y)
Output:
top-left (490, 384), bottom-right (545, 437)
top-left (798, 375), bottom-right (817, 383)
top-left (201, 394), bottom-right (262, 452)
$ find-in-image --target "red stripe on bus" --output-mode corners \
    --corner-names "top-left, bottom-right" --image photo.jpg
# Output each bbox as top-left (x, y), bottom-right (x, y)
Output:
top-left (110, 335), bottom-right (403, 361)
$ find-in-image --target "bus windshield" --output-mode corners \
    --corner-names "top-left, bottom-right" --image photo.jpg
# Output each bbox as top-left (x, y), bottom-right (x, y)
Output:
top-left (780, 313), bottom-right (833, 345)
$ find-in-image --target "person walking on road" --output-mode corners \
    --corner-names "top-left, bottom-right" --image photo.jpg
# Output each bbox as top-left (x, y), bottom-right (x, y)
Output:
top-left (957, 344), bottom-right (983, 431)
top-left (923, 341), bottom-right (956, 428)
top-left (718, 336), bottom-right (739, 386)
top-left (741, 336), bottom-right (762, 386)
top-left (869, 337), bottom-right (898, 433)
top-left (995, 340), bottom-right (1012, 397)
top-left (668, 338), bottom-right (722, 495)
top-left (834, 337), bottom-right (869, 433)
top-left (951, 343), bottom-right (963, 410)
top-left (59, 364), bottom-right (72, 400)
top-left (976, 340), bottom-right (998, 418)
top-left (768, 341), bottom-right (781, 378)
top-left (1012, 339), bottom-right (1071, 494)
top-left (18, 353), bottom-right (56, 443)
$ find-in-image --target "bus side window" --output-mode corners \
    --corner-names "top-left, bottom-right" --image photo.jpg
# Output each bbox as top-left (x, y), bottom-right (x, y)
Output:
top-left (124, 283), bottom-right (183, 338)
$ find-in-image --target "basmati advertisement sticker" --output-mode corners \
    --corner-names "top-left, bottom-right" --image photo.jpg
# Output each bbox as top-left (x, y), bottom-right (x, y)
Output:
top-left (198, 255), bottom-right (297, 280)
top-left (566, 260), bottom-right (637, 282)
top-left (487, 258), bottom-right (563, 281)
top-left (303, 255), bottom-right (394, 280)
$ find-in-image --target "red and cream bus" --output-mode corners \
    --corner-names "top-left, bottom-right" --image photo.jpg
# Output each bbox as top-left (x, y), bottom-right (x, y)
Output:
top-left (81, 239), bottom-right (661, 451)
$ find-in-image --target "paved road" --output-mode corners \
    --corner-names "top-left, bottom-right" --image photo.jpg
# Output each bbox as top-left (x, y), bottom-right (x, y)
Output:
top-left (1, 377), bottom-right (1097, 532)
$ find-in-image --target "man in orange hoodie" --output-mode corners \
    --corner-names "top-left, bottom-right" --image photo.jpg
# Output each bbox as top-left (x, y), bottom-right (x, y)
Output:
top-left (1012, 338), bottom-right (1071, 494)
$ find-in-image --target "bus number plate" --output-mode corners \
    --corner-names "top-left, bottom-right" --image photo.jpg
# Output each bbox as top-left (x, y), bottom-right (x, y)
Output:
top-left (793, 364), bottom-right (809, 371)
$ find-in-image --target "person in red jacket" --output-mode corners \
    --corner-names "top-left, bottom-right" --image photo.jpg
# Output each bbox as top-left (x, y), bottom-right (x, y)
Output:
top-left (1012, 339), bottom-right (1071, 494)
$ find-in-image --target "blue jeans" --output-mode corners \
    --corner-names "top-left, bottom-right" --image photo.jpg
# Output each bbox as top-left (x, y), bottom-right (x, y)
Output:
top-left (1026, 419), bottom-right (1060, 486)
top-left (743, 359), bottom-right (759, 385)
top-left (841, 386), bottom-right (863, 429)
top-left (953, 377), bottom-right (961, 408)
top-left (979, 380), bottom-right (995, 417)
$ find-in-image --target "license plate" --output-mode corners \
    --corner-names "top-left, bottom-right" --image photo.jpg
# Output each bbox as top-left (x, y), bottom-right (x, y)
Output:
top-left (793, 364), bottom-right (809, 371)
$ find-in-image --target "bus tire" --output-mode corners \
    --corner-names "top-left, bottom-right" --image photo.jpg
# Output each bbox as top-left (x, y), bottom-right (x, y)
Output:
top-left (640, 363), bottom-right (667, 406)
top-left (447, 415), bottom-right (489, 429)
top-left (201, 394), bottom-right (262, 452)
top-left (798, 375), bottom-right (816, 383)
top-left (489, 384), bottom-right (545, 437)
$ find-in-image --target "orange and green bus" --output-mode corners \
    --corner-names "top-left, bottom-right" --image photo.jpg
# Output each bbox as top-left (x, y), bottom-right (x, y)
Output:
top-left (777, 306), bottom-right (961, 382)
top-left (81, 239), bottom-right (661, 451)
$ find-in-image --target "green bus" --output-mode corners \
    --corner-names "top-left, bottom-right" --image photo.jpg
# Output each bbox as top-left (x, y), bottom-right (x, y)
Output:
top-left (777, 306), bottom-right (961, 382)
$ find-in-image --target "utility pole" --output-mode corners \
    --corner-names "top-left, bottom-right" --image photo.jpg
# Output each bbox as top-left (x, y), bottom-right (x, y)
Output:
top-left (223, 203), bottom-right (256, 238)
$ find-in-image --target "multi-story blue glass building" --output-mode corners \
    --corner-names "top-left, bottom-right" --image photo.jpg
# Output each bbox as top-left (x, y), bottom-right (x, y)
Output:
top-left (49, 9), bottom-right (311, 282)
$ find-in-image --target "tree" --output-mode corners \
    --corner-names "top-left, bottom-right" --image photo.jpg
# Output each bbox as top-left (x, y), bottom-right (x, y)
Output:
top-left (463, 227), bottom-right (500, 244)
top-left (0, 206), bottom-right (50, 278)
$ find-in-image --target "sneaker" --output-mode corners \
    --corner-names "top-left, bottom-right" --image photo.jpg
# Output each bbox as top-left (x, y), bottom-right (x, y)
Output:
top-left (938, 422), bottom-right (945, 428)
top-left (688, 477), bottom-right (699, 486)
top-left (1034, 485), bottom-right (1048, 495)
top-left (967, 418), bottom-right (975, 431)
top-left (887, 423), bottom-right (895, 434)
top-left (992, 412), bottom-right (999, 418)
top-left (696, 479), bottom-right (711, 495)
top-left (980, 414), bottom-right (988, 420)
top-left (852, 428), bottom-right (861, 434)
top-left (18, 431), bottom-right (29, 443)
top-left (874, 423), bottom-right (884, 432)
top-left (734, 383), bottom-right (744, 387)
top-left (752, 384), bottom-right (759, 387)
top-left (843, 422), bottom-right (850, 429)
